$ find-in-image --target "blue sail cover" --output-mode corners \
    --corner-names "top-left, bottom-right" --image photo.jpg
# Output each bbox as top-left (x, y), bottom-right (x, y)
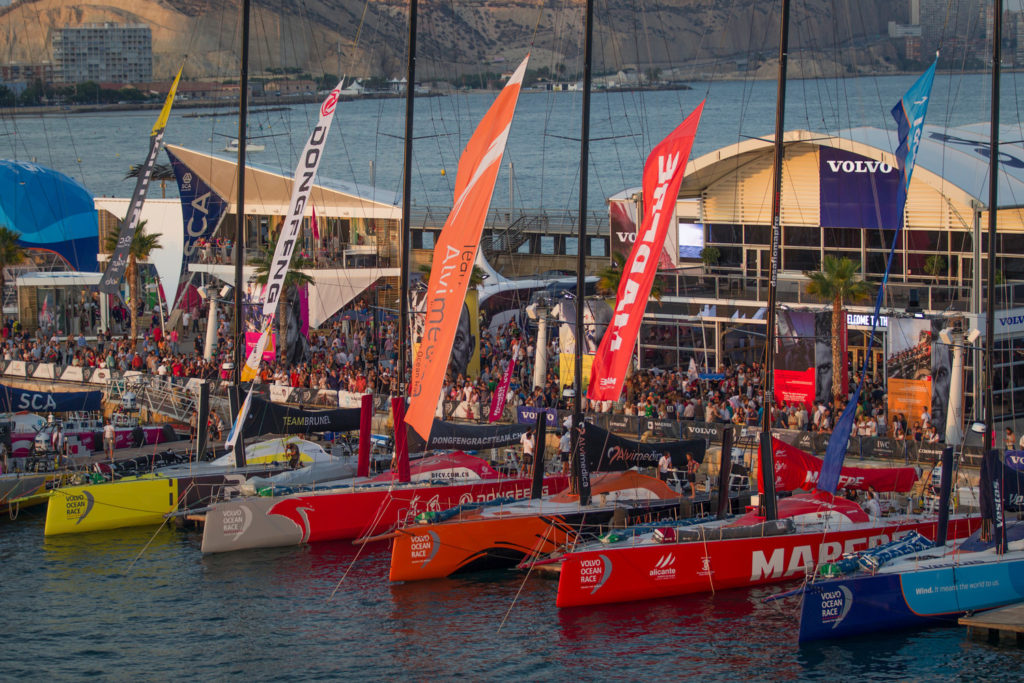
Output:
top-left (0, 160), bottom-right (98, 272)
top-left (817, 60), bottom-right (937, 495)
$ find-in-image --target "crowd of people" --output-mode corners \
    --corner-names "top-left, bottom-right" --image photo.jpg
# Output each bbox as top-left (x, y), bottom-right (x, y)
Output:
top-left (1, 297), bottom-right (953, 445)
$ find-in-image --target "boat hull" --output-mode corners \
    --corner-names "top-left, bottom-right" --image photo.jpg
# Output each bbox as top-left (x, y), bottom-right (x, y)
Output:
top-left (389, 498), bottom-right (694, 582)
top-left (1, 473), bottom-right (52, 515)
top-left (201, 475), bottom-right (570, 554)
top-left (798, 551), bottom-right (1024, 641)
top-left (555, 516), bottom-right (981, 608)
top-left (43, 471), bottom-right (278, 535)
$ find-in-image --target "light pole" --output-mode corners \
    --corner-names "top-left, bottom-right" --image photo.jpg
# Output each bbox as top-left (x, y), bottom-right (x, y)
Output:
top-left (532, 300), bottom-right (551, 393)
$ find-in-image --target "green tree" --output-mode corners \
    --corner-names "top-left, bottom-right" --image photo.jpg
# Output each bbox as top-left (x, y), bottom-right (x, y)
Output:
top-left (597, 251), bottom-right (661, 301)
top-left (923, 254), bottom-right (947, 283)
top-left (0, 225), bottom-right (27, 301)
top-left (104, 220), bottom-right (162, 341)
top-left (126, 162), bottom-right (176, 199)
top-left (700, 246), bottom-right (720, 274)
top-left (804, 255), bottom-right (873, 402)
top-left (250, 244), bottom-right (314, 355)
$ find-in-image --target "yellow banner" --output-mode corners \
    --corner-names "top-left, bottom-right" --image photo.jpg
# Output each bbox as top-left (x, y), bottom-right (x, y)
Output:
top-left (559, 353), bottom-right (595, 391)
top-left (152, 63), bottom-right (184, 134)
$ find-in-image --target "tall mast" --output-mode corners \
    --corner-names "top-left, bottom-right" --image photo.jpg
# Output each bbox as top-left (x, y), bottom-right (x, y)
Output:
top-left (231, 0), bottom-right (251, 468)
top-left (397, 0), bottom-right (417, 392)
top-left (984, 0), bottom-right (1005, 552)
top-left (572, 0), bottom-right (594, 506)
top-left (758, 0), bottom-right (792, 521)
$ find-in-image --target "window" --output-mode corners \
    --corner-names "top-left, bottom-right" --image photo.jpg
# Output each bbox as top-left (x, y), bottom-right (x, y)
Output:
top-left (744, 225), bottom-right (771, 244)
top-left (783, 225), bottom-right (819, 247)
top-left (783, 248), bottom-right (819, 272)
top-left (590, 237), bottom-right (607, 257)
top-left (565, 236), bottom-right (578, 256)
top-left (709, 224), bottom-right (742, 244)
top-left (823, 227), bottom-right (862, 249)
top-left (540, 235), bottom-right (555, 255)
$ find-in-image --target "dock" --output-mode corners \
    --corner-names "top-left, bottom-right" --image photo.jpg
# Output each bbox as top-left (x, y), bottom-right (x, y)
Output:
top-left (960, 602), bottom-right (1024, 645)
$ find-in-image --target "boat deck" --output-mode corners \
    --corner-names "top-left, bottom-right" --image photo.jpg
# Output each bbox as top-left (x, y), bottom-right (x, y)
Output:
top-left (960, 602), bottom-right (1024, 645)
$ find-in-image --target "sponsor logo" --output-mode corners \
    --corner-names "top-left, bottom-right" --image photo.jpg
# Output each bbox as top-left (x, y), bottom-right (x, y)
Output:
top-left (181, 171), bottom-right (193, 191)
top-left (750, 532), bottom-right (908, 581)
top-left (650, 553), bottom-right (677, 580)
top-left (615, 231), bottom-right (637, 243)
top-left (283, 415), bottom-right (331, 427)
top-left (410, 530), bottom-right (441, 565)
top-left (222, 505), bottom-right (253, 537)
top-left (825, 160), bottom-right (895, 174)
top-left (17, 393), bottom-right (59, 411)
top-left (698, 555), bottom-right (713, 577)
top-left (578, 554), bottom-right (613, 593)
top-left (66, 490), bottom-right (95, 524)
top-left (819, 585), bottom-right (853, 628)
top-left (998, 314), bottom-right (1024, 328)
top-left (320, 88), bottom-right (340, 117)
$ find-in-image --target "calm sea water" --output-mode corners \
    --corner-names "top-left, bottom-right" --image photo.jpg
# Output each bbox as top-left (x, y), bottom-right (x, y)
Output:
top-left (1, 72), bottom-right (1022, 213)
top-left (2, 510), bottom-right (1022, 680)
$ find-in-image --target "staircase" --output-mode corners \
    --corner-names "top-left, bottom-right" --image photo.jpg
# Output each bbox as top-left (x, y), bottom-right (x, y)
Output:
top-left (482, 214), bottom-right (542, 258)
top-left (108, 377), bottom-right (229, 424)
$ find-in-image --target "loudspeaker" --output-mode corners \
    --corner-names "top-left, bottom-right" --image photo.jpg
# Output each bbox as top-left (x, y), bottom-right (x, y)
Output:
top-left (907, 288), bottom-right (921, 313)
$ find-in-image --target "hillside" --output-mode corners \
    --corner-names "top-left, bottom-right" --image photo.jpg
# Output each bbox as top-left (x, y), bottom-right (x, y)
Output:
top-left (0, 0), bottom-right (907, 82)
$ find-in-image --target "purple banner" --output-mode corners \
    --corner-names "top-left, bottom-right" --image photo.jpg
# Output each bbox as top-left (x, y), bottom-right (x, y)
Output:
top-left (819, 148), bottom-right (900, 229)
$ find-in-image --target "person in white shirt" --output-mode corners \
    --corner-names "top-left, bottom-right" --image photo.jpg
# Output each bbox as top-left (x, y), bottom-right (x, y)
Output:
top-left (862, 490), bottom-right (882, 519)
top-left (558, 429), bottom-right (571, 475)
top-left (520, 428), bottom-right (536, 469)
top-left (658, 452), bottom-right (675, 482)
top-left (103, 419), bottom-right (116, 462)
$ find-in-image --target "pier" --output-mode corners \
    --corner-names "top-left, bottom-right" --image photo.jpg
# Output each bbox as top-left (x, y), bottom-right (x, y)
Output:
top-left (960, 602), bottom-right (1024, 646)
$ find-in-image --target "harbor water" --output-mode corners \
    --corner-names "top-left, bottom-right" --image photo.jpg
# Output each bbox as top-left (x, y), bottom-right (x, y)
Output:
top-left (1, 511), bottom-right (1021, 679)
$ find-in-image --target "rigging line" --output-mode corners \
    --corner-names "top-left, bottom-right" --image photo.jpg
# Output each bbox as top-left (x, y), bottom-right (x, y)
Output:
top-left (125, 480), bottom-right (197, 574)
top-left (497, 521), bottom-right (557, 634)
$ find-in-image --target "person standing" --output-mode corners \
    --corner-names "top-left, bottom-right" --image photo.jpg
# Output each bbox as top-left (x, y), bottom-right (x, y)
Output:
top-left (558, 428), bottom-right (571, 475)
top-left (103, 418), bottom-right (116, 463)
top-left (519, 428), bottom-right (536, 470)
top-left (658, 451), bottom-right (675, 482)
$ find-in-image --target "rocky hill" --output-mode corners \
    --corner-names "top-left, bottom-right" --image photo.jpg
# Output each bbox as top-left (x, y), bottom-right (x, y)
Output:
top-left (0, 0), bottom-right (908, 81)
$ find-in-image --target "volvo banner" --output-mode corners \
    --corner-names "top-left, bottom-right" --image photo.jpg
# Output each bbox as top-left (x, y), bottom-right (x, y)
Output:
top-left (819, 148), bottom-right (900, 229)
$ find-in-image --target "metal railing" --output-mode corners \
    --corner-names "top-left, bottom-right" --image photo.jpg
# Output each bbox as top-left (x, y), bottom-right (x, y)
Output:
top-left (657, 268), bottom-right (981, 312)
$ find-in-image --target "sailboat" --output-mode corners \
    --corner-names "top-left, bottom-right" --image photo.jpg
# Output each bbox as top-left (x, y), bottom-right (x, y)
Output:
top-left (549, 5), bottom-right (983, 610)
top-left (198, 31), bottom-right (569, 555)
top-left (794, 10), bottom-right (1024, 640)
top-left (387, 24), bottom-right (717, 579)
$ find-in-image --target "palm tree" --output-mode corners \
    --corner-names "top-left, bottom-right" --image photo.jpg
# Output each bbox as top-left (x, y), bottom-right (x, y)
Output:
top-left (596, 251), bottom-right (662, 301)
top-left (0, 225), bottom-right (27, 303)
top-left (804, 255), bottom-right (872, 403)
top-left (104, 219), bottom-right (162, 341)
top-left (250, 244), bottom-right (314, 355)
top-left (126, 163), bottom-right (176, 199)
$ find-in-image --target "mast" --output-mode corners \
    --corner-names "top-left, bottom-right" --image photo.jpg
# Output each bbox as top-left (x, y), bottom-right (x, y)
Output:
top-left (398, 0), bottom-right (417, 392)
top-left (231, 0), bottom-right (251, 467)
top-left (984, 0), bottom-right (1006, 553)
top-left (572, 0), bottom-right (594, 505)
top-left (758, 0), bottom-right (791, 521)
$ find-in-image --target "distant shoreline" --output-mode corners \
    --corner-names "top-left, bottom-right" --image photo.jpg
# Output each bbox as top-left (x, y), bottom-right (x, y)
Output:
top-left (0, 69), bottom-right (1010, 118)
